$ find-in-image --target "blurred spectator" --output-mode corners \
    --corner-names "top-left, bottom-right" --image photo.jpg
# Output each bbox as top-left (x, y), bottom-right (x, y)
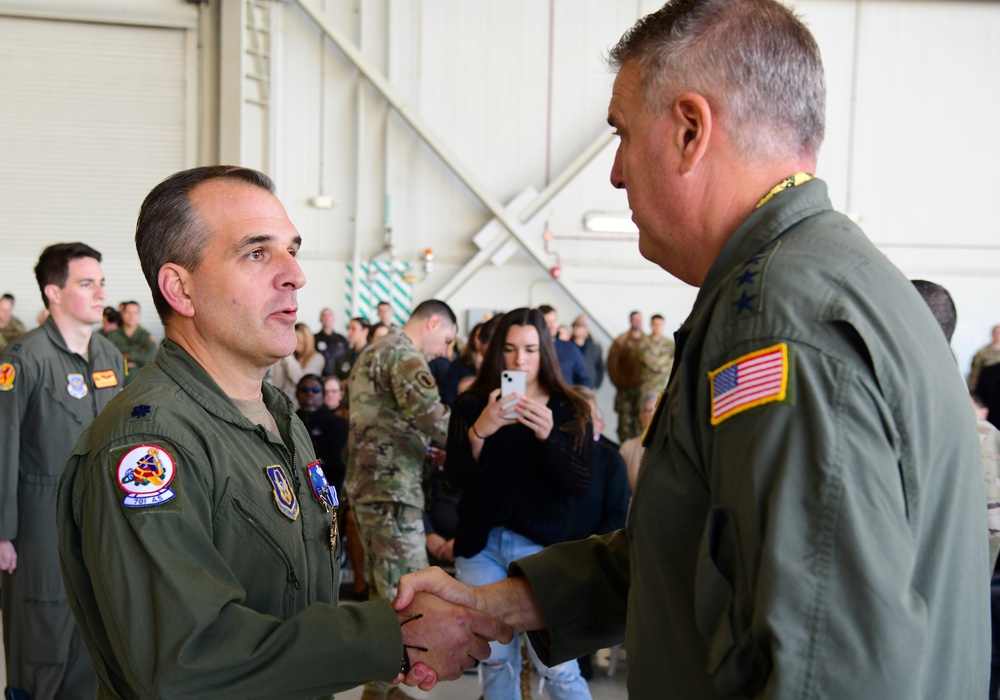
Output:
top-left (314, 308), bottom-right (348, 376)
top-left (571, 314), bottom-right (605, 389)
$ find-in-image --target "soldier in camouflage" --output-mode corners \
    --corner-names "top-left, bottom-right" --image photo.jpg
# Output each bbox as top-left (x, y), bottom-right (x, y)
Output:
top-left (607, 310), bottom-right (644, 442)
top-left (636, 313), bottom-right (675, 397)
top-left (347, 299), bottom-right (456, 700)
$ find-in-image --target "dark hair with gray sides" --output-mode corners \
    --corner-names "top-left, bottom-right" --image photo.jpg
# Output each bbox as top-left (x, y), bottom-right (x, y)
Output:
top-left (135, 165), bottom-right (275, 323)
top-left (609, 0), bottom-right (825, 161)
top-left (34, 242), bottom-right (102, 309)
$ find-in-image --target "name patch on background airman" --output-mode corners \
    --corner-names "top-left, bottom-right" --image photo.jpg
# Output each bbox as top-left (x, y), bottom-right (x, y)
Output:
top-left (92, 369), bottom-right (119, 389)
top-left (67, 373), bottom-right (88, 399)
top-left (0, 363), bottom-right (14, 391)
top-left (117, 444), bottom-right (178, 508)
top-left (709, 343), bottom-right (789, 426)
top-left (265, 465), bottom-right (299, 521)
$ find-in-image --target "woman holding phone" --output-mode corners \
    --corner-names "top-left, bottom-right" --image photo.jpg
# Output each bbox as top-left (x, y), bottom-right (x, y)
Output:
top-left (445, 307), bottom-right (593, 700)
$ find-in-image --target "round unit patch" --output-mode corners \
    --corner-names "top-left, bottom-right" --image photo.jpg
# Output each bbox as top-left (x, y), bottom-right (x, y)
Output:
top-left (0, 363), bottom-right (15, 392)
top-left (117, 444), bottom-right (177, 508)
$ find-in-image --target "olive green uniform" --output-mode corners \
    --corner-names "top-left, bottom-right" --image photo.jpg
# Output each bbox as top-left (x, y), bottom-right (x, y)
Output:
top-left (106, 325), bottom-right (158, 386)
top-left (513, 179), bottom-right (989, 698)
top-left (1, 318), bottom-right (124, 700)
top-left (0, 315), bottom-right (26, 345)
top-left (57, 339), bottom-right (402, 699)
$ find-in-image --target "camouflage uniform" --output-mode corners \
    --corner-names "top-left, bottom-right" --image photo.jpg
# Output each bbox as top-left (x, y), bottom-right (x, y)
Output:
top-left (980, 418), bottom-right (1000, 575)
top-left (347, 328), bottom-right (449, 595)
top-left (970, 344), bottom-right (1000, 391)
top-left (347, 329), bottom-right (449, 697)
top-left (636, 335), bottom-right (675, 397)
top-left (607, 330), bottom-right (644, 442)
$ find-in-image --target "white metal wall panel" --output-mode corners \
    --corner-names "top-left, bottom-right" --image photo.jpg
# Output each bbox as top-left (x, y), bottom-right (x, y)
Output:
top-left (0, 15), bottom-right (191, 334)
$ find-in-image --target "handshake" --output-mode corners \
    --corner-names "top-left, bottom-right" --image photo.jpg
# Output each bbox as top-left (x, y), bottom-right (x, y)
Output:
top-left (389, 566), bottom-right (541, 690)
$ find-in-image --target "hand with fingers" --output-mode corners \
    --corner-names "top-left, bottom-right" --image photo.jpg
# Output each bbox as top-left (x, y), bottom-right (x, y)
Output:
top-left (514, 395), bottom-right (554, 441)
top-left (392, 587), bottom-right (513, 690)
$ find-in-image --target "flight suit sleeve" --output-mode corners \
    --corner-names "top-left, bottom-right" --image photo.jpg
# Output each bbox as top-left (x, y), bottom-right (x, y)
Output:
top-left (511, 528), bottom-right (630, 664)
top-left (0, 353), bottom-right (26, 540)
top-left (390, 347), bottom-right (449, 444)
top-left (64, 436), bottom-right (402, 699)
top-left (693, 338), bottom-right (967, 699)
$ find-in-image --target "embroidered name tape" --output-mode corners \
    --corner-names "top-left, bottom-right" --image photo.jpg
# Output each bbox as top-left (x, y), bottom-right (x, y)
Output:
top-left (118, 444), bottom-right (177, 508)
top-left (709, 343), bottom-right (789, 426)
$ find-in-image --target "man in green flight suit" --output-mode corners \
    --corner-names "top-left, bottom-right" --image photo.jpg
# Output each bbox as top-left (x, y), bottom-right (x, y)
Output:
top-left (1, 242), bottom-right (125, 700)
top-left (56, 166), bottom-right (510, 700)
top-left (106, 299), bottom-right (158, 385)
top-left (394, 1), bottom-right (990, 697)
top-left (348, 299), bottom-right (455, 700)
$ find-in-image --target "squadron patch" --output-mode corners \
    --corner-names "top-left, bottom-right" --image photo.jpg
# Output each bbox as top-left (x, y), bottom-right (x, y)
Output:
top-left (117, 444), bottom-right (178, 508)
top-left (415, 371), bottom-right (436, 389)
top-left (709, 343), bottom-right (790, 426)
top-left (0, 363), bottom-right (14, 391)
top-left (67, 373), bottom-right (89, 399)
top-left (265, 465), bottom-right (299, 521)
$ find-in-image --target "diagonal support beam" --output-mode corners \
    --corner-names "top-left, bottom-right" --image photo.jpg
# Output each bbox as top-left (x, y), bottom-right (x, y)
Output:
top-left (294, 0), bottom-right (619, 339)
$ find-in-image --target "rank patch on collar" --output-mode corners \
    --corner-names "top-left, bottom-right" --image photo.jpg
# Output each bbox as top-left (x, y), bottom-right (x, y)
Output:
top-left (265, 465), bottom-right (299, 521)
top-left (67, 373), bottom-right (88, 399)
top-left (709, 343), bottom-right (789, 426)
top-left (118, 444), bottom-right (177, 508)
top-left (0, 363), bottom-right (14, 392)
top-left (92, 369), bottom-right (119, 389)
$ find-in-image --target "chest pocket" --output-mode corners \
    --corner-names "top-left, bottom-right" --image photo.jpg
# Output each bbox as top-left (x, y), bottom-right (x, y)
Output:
top-left (215, 480), bottom-right (301, 619)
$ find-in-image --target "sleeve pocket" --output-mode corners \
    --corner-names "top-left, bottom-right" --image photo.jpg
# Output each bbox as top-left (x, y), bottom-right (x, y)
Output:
top-left (694, 506), bottom-right (769, 696)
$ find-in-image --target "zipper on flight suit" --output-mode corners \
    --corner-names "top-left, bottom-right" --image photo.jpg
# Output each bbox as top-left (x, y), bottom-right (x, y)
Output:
top-left (232, 498), bottom-right (300, 590)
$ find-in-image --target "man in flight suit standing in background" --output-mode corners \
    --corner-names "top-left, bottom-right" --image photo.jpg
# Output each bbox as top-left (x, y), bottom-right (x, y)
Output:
top-left (1, 242), bottom-right (124, 700)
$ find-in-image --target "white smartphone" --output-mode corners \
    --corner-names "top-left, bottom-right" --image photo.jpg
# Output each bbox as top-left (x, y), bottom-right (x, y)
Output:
top-left (500, 370), bottom-right (527, 420)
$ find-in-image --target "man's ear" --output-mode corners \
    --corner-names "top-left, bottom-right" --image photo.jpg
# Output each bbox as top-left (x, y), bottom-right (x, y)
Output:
top-left (43, 284), bottom-right (61, 308)
top-left (672, 91), bottom-right (713, 175)
top-left (158, 264), bottom-right (196, 318)
top-left (426, 314), bottom-right (442, 332)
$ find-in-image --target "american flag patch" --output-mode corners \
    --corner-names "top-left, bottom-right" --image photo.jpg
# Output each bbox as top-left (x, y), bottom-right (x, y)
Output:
top-left (709, 343), bottom-right (788, 425)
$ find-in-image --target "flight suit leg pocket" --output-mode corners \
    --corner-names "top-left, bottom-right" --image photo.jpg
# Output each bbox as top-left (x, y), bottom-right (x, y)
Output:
top-left (694, 506), bottom-right (768, 696)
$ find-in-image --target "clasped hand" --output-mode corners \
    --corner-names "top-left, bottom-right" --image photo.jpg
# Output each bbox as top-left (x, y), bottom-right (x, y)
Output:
top-left (392, 585), bottom-right (512, 690)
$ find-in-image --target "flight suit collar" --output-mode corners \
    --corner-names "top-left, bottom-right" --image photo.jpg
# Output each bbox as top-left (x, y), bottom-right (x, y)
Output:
top-left (693, 177), bottom-right (833, 326)
top-left (155, 338), bottom-right (294, 433)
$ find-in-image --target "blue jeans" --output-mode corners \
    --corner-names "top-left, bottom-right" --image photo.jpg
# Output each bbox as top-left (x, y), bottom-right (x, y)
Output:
top-left (456, 527), bottom-right (592, 700)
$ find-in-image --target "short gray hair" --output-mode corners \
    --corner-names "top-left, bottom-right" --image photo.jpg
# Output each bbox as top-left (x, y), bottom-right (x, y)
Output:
top-left (610, 0), bottom-right (825, 162)
top-left (135, 166), bottom-right (275, 323)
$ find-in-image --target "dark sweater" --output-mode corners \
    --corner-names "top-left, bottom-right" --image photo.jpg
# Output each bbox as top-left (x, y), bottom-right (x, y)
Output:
top-left (445, 391), bottom-right (591, 558)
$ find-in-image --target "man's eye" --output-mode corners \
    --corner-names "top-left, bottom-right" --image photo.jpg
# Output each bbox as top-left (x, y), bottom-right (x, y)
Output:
top-left (248, 250), bottom-right (265, 261)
